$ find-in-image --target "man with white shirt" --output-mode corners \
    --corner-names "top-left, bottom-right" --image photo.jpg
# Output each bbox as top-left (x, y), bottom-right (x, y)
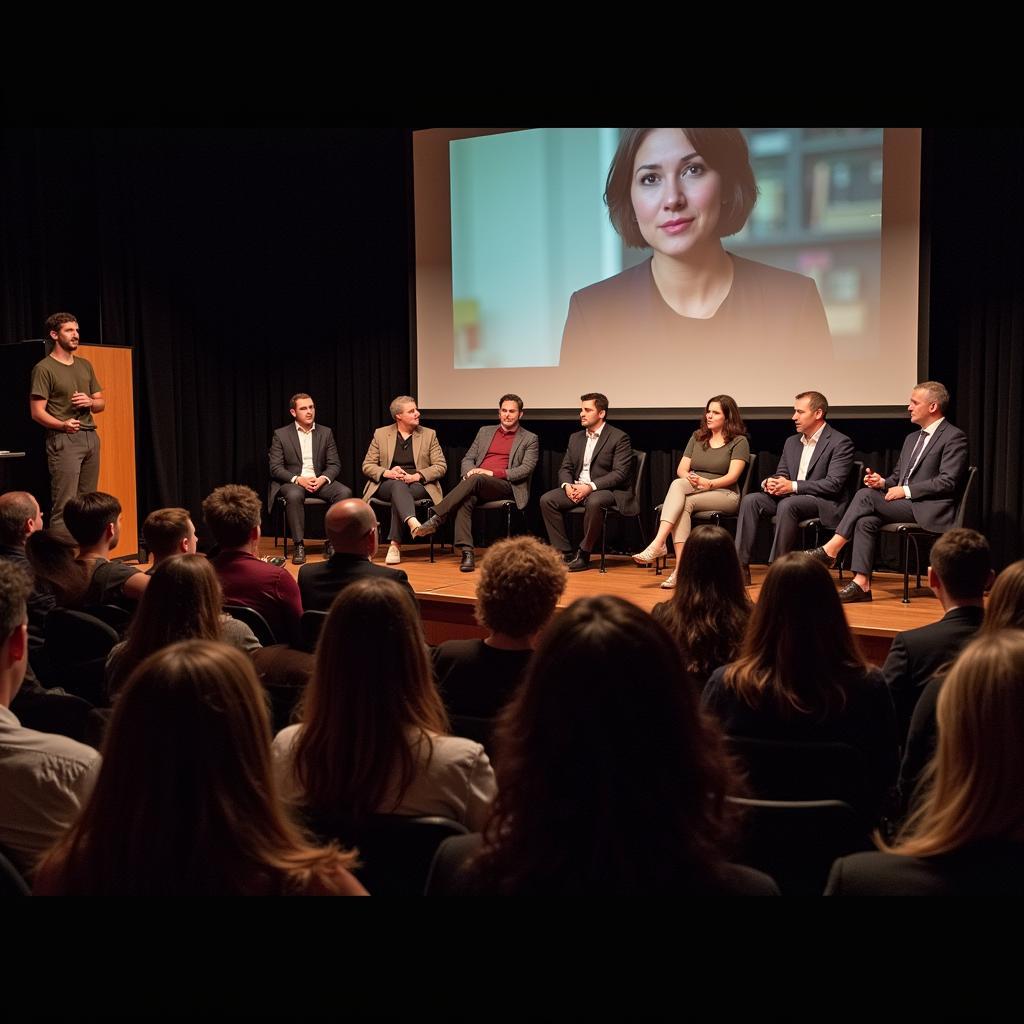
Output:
top-left (540, 393), bottom-right (635, 572)
top-left (268, 393), bottom-right (352, 565)
top-left (734, 391), bottom-right (854, 585)
top-left (808, 381), bottom-right (969, 603)
top-left (0, 560), bottom-right (100, 878)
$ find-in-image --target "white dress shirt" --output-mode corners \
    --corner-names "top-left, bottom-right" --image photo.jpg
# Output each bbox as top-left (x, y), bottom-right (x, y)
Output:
top-left (574, 423), bottom-right (605, 489)
top-left (791, 423), bottom-right (826, 493)
top-left (903, 417), bottom-right (944, 499)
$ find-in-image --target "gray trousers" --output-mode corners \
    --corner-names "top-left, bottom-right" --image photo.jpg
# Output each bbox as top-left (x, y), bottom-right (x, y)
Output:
top-left (46, 429), bottom-right (100, 534)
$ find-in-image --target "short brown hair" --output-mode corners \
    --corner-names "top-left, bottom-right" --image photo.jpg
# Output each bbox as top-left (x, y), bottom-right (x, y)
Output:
top-left (476, 536), bottom-right (568, 638)
top-left (202, 485), bottom-right (262, 548)
top-left (45, 312), bottom-right (78, 335)
top-left (914, 381), bottom-right (950, 413)
top-left (64, 492), bottom-right (121, 547)
top-left (605, 129), bottom-right (758, 248)
top-left (0, 491), bottom-right (39, 547)
top-left (930, 528), bottom-right (991, 602)
top-left (143, 508), bottom-right (193, 560)
top-left (0, 560), bottom-right (30, 638)
top-left (289, 393), bottom-right (312, 410)
top-left (581, 392), bottom-right (609, 415)
top-left (795, 391), bottom-right (829, 418)
top-left (499, 394), bottom-right (524, 412)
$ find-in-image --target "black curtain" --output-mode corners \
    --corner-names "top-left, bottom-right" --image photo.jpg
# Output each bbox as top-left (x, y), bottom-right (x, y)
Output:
top-left (3, 122), bottom-right (1022, 567)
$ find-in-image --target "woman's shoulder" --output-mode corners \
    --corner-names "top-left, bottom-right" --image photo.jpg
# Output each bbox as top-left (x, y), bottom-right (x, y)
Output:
top-left (729, 253), bottom-right (821, 297)
top-left (571, 259), bottom-right (653, 306)
top-left (272, 723), bottom-right (302, 755)
top-left (426, 733), bottom-right (488, 768)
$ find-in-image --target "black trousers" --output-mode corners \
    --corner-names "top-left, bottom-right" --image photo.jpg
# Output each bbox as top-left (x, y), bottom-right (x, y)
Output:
top-left (375, 479), bottom-right (431, 541)
top-left (431, 475), bottom-right (514, 548)
top-left (540, 487), bottom-right (616, 554)
top-left (834, 488), bottom-right (917, 576)
top-left (278, 481), bottom-right (352, 543)
top-left (735, 491), bottom-right (825, 565)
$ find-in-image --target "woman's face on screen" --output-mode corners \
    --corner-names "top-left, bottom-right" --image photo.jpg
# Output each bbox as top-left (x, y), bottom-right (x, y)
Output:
top-left (630, 128), bottom-right (723, 260)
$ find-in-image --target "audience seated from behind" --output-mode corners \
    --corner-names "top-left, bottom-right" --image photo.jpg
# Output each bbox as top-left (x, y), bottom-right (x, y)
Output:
top-left (431, 536), bottom-right (567, 720)
top-left (900, 559), bottom-right (1024, 813)
top-left (27, 491), bottom-right (149, 611)
top-left (272, 578), bottom-right (496, 833)
top-left (202, 484), bottom-right (303, 646)
top-left (650, 524), bottom-right (752, 691)
top-left (453, 595), bottom-right (778, 895)
top-left (827, 629), bottom-right (1024, 895)
top-left (0, 561), bottom-right (100, 879)
top-left (141, 506), bottom-right (198, 572)
top-left (34, 640), bottom-right (365, 895)
top-left (0, 491), bottom-right (54, 652)
top-left (105, 554), bottom-right (261, 699)
top-left (881, 528), bottom-right (991, 743)
top-left (702, 553), bottom-right (898, 818)
top-left (298, 498), bottom-right (414, 612)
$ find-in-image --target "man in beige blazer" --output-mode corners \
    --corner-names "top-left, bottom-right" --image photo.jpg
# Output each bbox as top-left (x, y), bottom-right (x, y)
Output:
top-left (362, 395), bottom-right (447, 565)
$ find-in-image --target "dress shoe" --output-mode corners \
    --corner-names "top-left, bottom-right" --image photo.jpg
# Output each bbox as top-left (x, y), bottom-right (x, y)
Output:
top-left (291, 543), bottom-right (306, 566)
top-left (838, 580), bottom-right (872, 603)
top-left (806, 546), bottom-right (836, 569)
top-left (740, 564), bottom-right (752, 586)
top-left (323, 541), bottom-right (334, 559)
top-left (567, 550), bottom-right (592, 572)
top-left (412, 514), bottom-right (442, 539)
top-left (633, 541), bottom-right (668, 565)
top-left (459, 547), bottom-right (475, 573)
top-left (385, 543), bottom-right (401, 565)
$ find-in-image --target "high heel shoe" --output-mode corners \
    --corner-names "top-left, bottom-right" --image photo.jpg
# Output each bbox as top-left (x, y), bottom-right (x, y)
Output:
top-left (633, 541), bottom-right (668, 565)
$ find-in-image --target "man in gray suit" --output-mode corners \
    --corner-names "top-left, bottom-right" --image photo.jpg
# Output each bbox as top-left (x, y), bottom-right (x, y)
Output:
top-left (414, 394), bottom-right (539, 573)
top-left (268, 393), bottom-right (352, 565)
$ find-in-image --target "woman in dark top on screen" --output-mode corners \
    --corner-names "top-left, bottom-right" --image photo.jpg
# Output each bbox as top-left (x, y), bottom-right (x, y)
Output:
top-left (460, 596), bottom-right (778, 895)
top-left (828, 629), bottom-right (1024, 895)
top-left (651, 525), bottom-right (752, 689)
top-left (557, 128), bottom-right (832, 405)
top-left (703, 553), bottom-right (897, 815)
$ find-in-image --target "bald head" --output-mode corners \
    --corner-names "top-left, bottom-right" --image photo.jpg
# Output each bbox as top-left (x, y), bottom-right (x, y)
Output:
top-left (325, 499), bottom-right (379, 556)
top-left (0, 492), bottom-right (42, 547)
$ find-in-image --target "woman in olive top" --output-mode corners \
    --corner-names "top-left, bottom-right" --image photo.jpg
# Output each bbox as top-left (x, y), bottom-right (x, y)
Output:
top-left (635, 395), bottom-right (749, 588)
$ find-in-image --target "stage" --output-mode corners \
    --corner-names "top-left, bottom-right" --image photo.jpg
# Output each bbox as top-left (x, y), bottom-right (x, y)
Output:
top-left (258, 539), bottom-right (948, 664)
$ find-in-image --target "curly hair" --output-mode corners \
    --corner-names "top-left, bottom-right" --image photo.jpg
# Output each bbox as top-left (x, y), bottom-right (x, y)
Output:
top-left (476, 536), bottom-right (567, 639)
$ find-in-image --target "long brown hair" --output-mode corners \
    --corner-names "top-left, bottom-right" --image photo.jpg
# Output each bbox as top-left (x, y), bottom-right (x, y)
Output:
top-left (655, 525), bottom-right (752, 680)
top-left (25, 530), bottom-right (88, 607)
top-left (981, 560), bottom-right (1024, 633)
top-left (107, 554), bottom-right (224, 696)
top-left (473, 596), bottom-right (739, 893)
top-left (293, 578), bottom-right (447, 826)
top-left (721, 553), bottom-right (867, 718)
top-left (885, 630), bottom-right (1024, 857)
top-left (694, 394), bottom-right (747, 447)
top-left (36, 640), bottom-right (357, 894)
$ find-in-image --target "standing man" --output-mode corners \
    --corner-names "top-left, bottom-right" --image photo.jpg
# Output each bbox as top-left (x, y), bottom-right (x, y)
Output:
top-left (29, 313), bottom-right (105, 537)
top-left (361, 396), bottom-right (446, 566)
top-left (734, 391), bottom-right (854, 584)
top-left (808, 381), bottom-right (968, 603)
top-left (539, 393), bottom-right (635, 572)
top-left (413, 394), bottom-right (539, 573)
top-left (268, 393), bottom-right (352, 565)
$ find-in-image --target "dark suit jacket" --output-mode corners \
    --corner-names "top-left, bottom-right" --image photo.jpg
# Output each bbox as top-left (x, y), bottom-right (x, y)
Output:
top-left (298, 552), bottom-right (414, 611)
top-left (268, 424), bottom-right (343, 511)
top-left (768, 424), bottom-right (855, 528)
top-left (557, 424), bottom-right (637, 515)
top-left (882, 604), bottom-right (984, 741)
top-left (461, 425), bottom-right (539, 510)
top-left (884, 419), bottom-right (969, 532)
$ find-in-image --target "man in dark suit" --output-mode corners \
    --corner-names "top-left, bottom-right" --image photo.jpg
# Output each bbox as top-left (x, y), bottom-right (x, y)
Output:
top-left (299, 499), bottom-right (414, 611)
top-left (808, 381), bottom-right (968, 603)
top-left (735, 391), bottom-right (854, 583)
top-left (539, 392), bottom-right (636, 572)
top-left (413, 394), bottom-right (539, 573)
top-left (268, 393), bottom-right (352, 565)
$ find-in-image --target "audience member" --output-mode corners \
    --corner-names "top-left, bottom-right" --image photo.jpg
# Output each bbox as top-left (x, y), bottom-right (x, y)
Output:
top-left (0, 491), bottom-right (53, 650)
top-left (142, 507), bottom-right (198, 570)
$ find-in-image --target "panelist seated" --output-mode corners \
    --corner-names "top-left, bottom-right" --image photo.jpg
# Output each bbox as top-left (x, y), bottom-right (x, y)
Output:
top-left (633, 395), bottom-right (749, 590)
top-left (268, 393), bottom-right (352, 566)
top-left (413, 394), bottom-right (539, 573)
top-left (539, 392), bottom-right (636, 573)
top-left (361, 396), bottom-right (446, 567)
top-left (807, 381), bottom-right (968, 603)
top-left (733, 391), bottom-right (854, 582)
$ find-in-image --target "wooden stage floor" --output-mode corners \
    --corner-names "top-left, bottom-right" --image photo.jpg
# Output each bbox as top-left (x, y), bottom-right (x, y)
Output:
top-left (259, 538), bottom-right (947, 664)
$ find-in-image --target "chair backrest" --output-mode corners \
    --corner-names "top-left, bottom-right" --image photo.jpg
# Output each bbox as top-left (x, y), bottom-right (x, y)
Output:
top-left (223, 604), bottom-right (278, 647)
top-left (953, 465), bottom-right (978, 528)
top-left (628, 449), bottom-right (647, 508)
top-left (727, 796), bottom-right (871, 897)
top-left (843, 460), bottom-right (865, 506)
top-left (81, 603), bottom-right (132, 634)
top-left (425, 832), bottom-right (484, 896)
top-left (0, 845), bottom-right (30, 897)
top-left (306, 812), bottom-right (470, 896)
top-left (737, 452), bottom-right (756, 499)
top-left (299, 609), bottom-right (327, 653)
top-left (45, 609), bottom-right (120, 666)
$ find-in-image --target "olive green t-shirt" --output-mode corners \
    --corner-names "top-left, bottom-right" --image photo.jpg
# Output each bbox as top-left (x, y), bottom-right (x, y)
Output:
top-left (682, 433), bottom-right (751, 491)
top-left (30, 356), bottom-right (102, 428)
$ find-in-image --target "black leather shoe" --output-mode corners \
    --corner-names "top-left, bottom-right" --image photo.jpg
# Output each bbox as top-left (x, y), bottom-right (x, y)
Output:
top-left (261, 555), bottom-right (287, 567)
top-left (838, 580), bottom-right (872, 603)
top-left (740, 564), bottom-right (752, 586)
top-left (459, 547), bottom-right (475, 572)
top-left (292, 543), bottom-right (306, 566)
top-left (567, 550), bottom-right (592, 572)
top-left (412, 515), bottom-right (442, 539)
top-left (323, 541), bottom-right (334, 559)
top-left (806, 546), bottom-right (836, 569)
